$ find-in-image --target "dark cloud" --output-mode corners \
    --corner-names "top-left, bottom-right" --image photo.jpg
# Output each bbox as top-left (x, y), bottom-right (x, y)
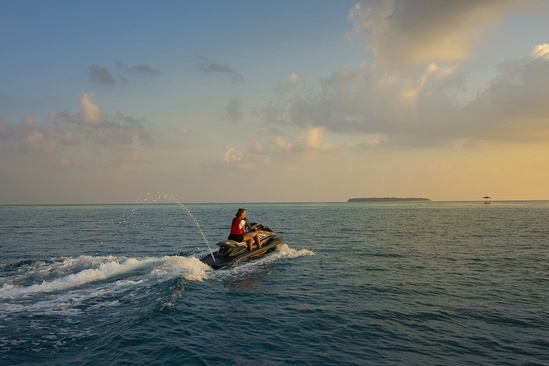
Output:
top-left (196, 55), bottom-right (244, 82)
top-left (0, 118), bottom-right (15, 140)
top-left (348, 0), bottom-right (537, 68)
top-left (131, 63), bottom-right (162, 74)
top-left (111, 113), bottom-right (154, 145)
top-left (88, 64), bottom-right (115, 85)
top-left (225, 97), bottom-right (243, 121)
top-left (88, 62), bottom-right (163, 86)
top-left (117, 61), bottom-right (163, 75)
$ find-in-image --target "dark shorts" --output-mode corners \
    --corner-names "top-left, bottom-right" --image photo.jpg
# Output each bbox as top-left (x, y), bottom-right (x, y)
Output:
top-left (228, 234), bottom-right (244, 242)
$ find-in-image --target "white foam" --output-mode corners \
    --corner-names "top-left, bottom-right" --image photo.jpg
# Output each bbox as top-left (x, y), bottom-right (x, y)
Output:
top-left (0, 254), bottom-right (212, 301)
top-left (0, 257), bottom-right (162, 299)
top-left (151, 256), bottom-right (211, 281)
top-left (209, 243), bottom-right (315, 278)
top-left (275, 243), bottom-right (315, 258)
top-left (0, 246), bottom-right (308, 314)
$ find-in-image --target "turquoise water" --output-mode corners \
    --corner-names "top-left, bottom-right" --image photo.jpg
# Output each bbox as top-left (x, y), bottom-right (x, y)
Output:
top-left (1, 202), bottom-right (548, 365)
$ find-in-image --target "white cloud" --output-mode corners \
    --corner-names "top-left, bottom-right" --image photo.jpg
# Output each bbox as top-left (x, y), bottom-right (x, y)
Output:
top-left (60, 129), bottom-right (80, 145)
top-left (56, 157), bottom-right (72, 168)
top-left (79, 93), bottom-right (102, 126)
top-left (48, 93), bottom-right (154, 146)
top-left (294, 127), bottom-right (334, 152)
top-left (249, 141), bottom-right (267, 154)
top-left (260, 1), bottom-right (548, 149)
top-left (273, 136), bottom-right (293, 152)
top-left (273, 127), bottom-right (334, 153)
top-left (24, 129), bottom-right (55, 152)
top-left (0, 92), bottom-right (155, 180)
top-left (464, 43), bottom-right (549, 142)
top-left (530, 43), bottom-right (549, 59)
top-left (221, 146), bottom-right (254, 169)
top-left (219, 127), bottom-right (333, 171)
top-left (262, 61), bottom-right (466, 141)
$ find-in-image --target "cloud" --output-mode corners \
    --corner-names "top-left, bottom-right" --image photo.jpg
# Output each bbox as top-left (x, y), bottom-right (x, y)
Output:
top-left (128, 63), bottom-right (162, 75)
top-left (224, 97), bottom-right (243, 121)
top-left (217, 127), bottom-right (335, 170)
top-left (273, 127), bottom-right (334, 153)
top-left (219, 127), bottom-right (333, 170)
top-left (196, 55), bottom-right (244, 82)
top-left (56, 157), bottom-right (72, 168)
top-left (258, 0), bottom-right (548, 149)
top-left (348, 0), bottom-right (537, 68)
top-left (464, 43), bottom-right (549, 142)
top-left (0, 116), bottom-right (57, 153)
top-left (117, 61), bottom-right (163, 75)
top-left (261, 62), bottom-right (429, 135)
top-left (0, 93), bottom-right (154, 158)
top-left (79, 93), bottom-right (102, 126)
top-left (51, 93), bottom-right (102, 127)
top-left (221, 145), bottom-right (254, 169)
top-left (23, 128), bottom-right (55, 153)
top-left (88, 62), bottom-right (163, 85)
top-left (110, 113), bottom-right (154, 146)
top-left (0, 119), bottom-right (15, 140)
top-left (88, 64), bottom-right (115, 85)
top-left (274, 73), bottom-right (301, 98)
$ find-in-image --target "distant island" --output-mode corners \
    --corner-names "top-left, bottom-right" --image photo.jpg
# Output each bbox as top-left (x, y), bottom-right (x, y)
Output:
top-left (348, 197), bottom-right (431, 202)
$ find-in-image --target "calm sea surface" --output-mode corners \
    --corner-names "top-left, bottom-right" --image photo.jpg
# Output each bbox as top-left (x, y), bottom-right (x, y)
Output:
top-left (1, 201), bottom-right (548, 365)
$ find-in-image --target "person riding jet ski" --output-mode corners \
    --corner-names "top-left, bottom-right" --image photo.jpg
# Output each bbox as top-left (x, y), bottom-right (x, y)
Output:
top-left (228, 208), bottom-right (261, 252)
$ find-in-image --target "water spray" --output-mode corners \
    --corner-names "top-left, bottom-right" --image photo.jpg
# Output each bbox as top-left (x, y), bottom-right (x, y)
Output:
top-left (139, 193), bottom-right (217, 263)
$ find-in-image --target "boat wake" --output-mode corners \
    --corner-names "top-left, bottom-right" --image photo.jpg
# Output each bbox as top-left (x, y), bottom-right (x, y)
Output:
top-left (1, 245), bottom-right (313, 306)
top-left (0, 255), bottom-right (211, 355)
top-left (258, 243), bottom-right (315, 263)
top-left (0, 255), bottom-right (210, 302)
top-left (206, 243), bottom-right (316, 279)
top-left (0, 244), bottom-right (313, 356)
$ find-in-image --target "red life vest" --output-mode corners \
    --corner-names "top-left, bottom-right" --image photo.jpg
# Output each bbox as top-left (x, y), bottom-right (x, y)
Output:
top-left (230, 217), bottom-right (246, 236)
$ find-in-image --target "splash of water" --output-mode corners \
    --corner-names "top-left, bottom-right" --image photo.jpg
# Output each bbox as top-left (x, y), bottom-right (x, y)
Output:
top-left (136, 193), bottom-right (217, 262)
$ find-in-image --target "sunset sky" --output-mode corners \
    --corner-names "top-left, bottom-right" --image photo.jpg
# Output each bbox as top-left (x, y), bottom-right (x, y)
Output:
top-left (2, 0), bottom-right (549, 204)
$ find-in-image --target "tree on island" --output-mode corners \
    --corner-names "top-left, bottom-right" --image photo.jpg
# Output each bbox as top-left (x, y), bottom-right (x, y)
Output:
top-left (348, 197), bottom-right (430, 202)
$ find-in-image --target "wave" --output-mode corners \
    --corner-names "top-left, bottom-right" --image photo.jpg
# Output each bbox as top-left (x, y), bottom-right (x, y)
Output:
top-left (0, 254), bottom-right (213, 356)
top-left (0, 255), bottom-right (210, 300)
top-left (206, 244), bottom-right (316, 281)
top-left (0, 244), bottom-right (312, 358)
top-left (0, 244), bottom-right (312, 306)
top-left (266, 243), bottom-right (315, 261)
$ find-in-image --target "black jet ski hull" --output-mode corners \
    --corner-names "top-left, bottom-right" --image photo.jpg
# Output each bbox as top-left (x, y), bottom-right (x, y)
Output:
top-left (201, 234), bottom-right (284, 270)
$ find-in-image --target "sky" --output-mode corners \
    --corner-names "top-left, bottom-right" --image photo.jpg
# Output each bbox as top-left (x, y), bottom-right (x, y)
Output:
top-left (1, 0), bottom-right (549, 204)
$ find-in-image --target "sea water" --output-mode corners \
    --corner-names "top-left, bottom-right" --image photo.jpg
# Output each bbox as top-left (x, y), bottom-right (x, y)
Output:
top-left (0, 202), bottom-right (548, 365)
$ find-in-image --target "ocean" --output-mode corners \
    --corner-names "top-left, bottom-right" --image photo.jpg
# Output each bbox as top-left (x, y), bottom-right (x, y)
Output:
top-left (1, 200), bottom-right (548, 365)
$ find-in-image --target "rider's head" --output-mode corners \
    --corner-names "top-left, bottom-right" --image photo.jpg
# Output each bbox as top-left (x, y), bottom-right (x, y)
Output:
top-left (235, 208), bottom-right (246, 218)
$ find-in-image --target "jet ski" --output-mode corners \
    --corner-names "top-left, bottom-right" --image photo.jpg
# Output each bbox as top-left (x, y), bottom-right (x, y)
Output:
top-left (200, 223), bottom-right (284, 269)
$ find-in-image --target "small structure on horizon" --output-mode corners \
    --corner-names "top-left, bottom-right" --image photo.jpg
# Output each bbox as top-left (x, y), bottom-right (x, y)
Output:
top-left (483, 196), bottom-right (491, 204)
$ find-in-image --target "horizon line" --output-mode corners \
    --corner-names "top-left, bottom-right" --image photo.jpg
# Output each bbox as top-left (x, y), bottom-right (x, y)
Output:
top-left (2, 199), bottom-right (549, 206)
